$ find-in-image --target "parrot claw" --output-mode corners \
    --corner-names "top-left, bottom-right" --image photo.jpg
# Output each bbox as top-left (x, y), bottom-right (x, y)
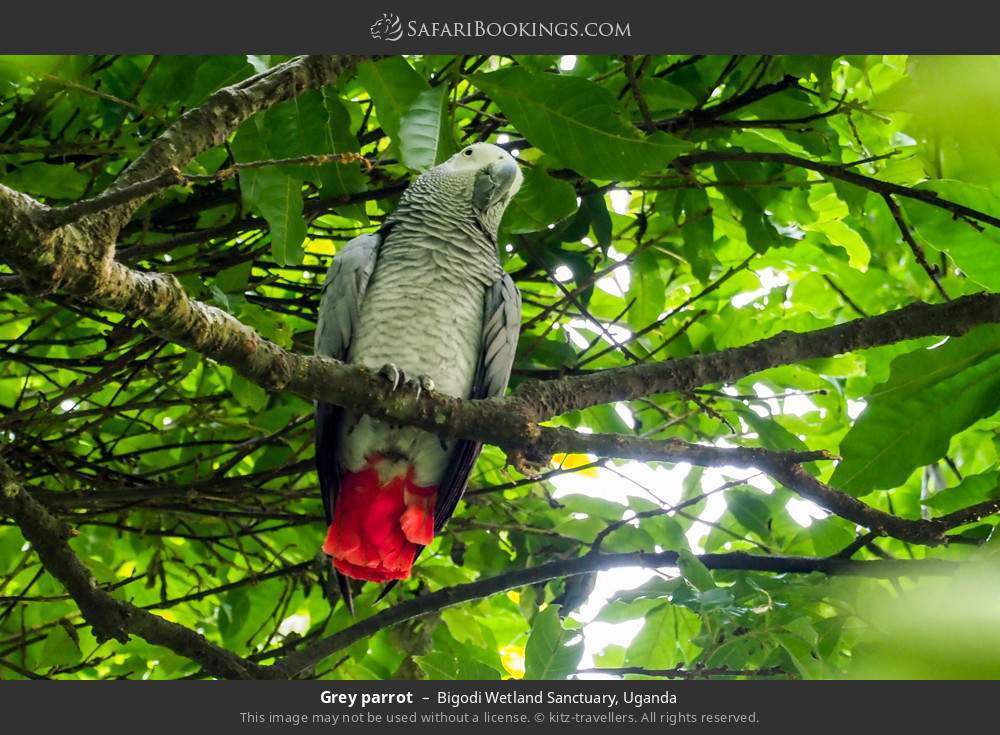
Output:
top-left (405, 375), bottom-right (435, 400)
top-left (379, 364), bottom-right (434, 399)
top-left (378, 363), bottom-right (403, 391)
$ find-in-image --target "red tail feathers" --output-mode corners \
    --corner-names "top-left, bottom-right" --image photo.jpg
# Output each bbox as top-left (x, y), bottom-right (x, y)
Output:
top-left (322, 457), bottom-right (437, 582)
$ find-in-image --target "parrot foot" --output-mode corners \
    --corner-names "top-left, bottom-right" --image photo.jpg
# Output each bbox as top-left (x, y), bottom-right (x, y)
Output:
top-left (405, 375), bottom-right (435, 400)
top-left (378, 363), bottom-right (403, 391)
top-left (377, 364), bottom-right (434, 399)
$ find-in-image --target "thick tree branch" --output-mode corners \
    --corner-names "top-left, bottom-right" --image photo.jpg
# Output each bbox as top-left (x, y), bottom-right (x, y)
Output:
top-left (511, 293), bottom-right (1000, 420)
top-left (3, 186), bottom-right (997, 456)
top-left (4, 175), bottom-right (1000, 544)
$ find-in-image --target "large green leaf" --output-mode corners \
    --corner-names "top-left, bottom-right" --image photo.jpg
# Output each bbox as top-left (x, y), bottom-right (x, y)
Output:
top-left (523, 605), bottom-right (584, 680)
top-left (231, 109), bottom-right (307, 264)
top-left (677, 549), bottom-right (716, 591)
top-left (904, 180), bottom-right (1000, 290)
top-left (318, 90), bottom-right (367, 199)
top-left (472, 67), bottom-right (690, 179)
top-left (501, 165), bottom-right (578, 234)
top-left (625, 250), bottom-right (666, 330)
top-left (357, 58), bottom-right (428, 151)
top-left (624, 603), bottom-right (701, 669)
top-left (254, 170), bottom-right (306, 265)
top-left (831, 325), bottom-right (1000, 495)
top-left (399, 85), bottom-right (454, 171)
top-left (40, 624), bottom-right (82, 668)
top-left (922, 470), bottom-right (1000, 514)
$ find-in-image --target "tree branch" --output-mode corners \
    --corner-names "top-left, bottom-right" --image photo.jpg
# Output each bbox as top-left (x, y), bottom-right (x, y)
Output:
top-left (577, 665), bottom-right (790, 679)
top-left (882, 192), bottom-right (950, 301)
top-left (38, 153), bottom-right (370, 230)
top-left (0, 446), bottom-right (976, 681)
top-left (4, 172), bottom-right (1000, 544)
top-left (100, 55), bottom-right (360, 233)
top-left (511, 293), bottom-right (1000, 420)
top-left (677, 150), bottom-right (1000, 230)
top-left (4, 184), bottom-right (998, 455)
top-left (0, 453), bottom-right (268, 679)
top-left (269, 548), bottom-right (960, 678)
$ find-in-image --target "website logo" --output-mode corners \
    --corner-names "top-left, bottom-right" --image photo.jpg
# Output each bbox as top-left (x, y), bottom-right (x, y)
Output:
top-left (370, 13), bottom-right (404, 41)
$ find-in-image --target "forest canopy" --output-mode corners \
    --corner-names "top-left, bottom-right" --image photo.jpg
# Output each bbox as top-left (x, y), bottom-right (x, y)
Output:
top-left (1, 54), bottom-right (999, 680)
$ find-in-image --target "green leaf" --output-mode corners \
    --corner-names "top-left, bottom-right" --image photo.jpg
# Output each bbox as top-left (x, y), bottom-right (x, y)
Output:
top-left (726, 488), bottom-right (773, 539)
top-left (625, 250), bottom-right (666, 329)
top-left (676, 188), bottom-right (715, 281)
top-left (228, 372), bottom-right (269, 412)
top-left (831, 325), bottom-right (1000, 495)
top-left (677, 549), bottom-right (716, 591)
top-left (214, 261), bottom-right (253, 293)
top-left (715, 159), bottom-right (788, 253)
top-left (523, 605), bottom-right (584, 680)
top-left (776, 631), bottom-right (822, 678)
top-left (518, 333), bottom-right (577, 368)
top-left (415, 651), bottom-right (502, 680)
top-left (804, 219), bottom-right (870, 271)
top-left (231, 110), bottom-right (306, 264)
top-left (256, 172), bottom-right (306, 265)
top-left (582, 193), bottom-right (612, 247)
top-left (698, 587), bottom-right (735, 611)
top-left (472, 68), bottom-right (690, 179)
top-left (624, 603), bottom-right (700, 668)
top-left (594, 598), bottom-right (664, 624)
top-left (639, 78), bottom-right (698, 113)
top-left (646, 514), bottom-right (690, 551)
top-left (905, 180), bottom-right (1000, 290)
top-left (738, 408), bottom-right (811, 454)
top-left (592, 644), bottom-right (627, 668)
top-left (502, 166), bottom-right (578, 234)
top-left (217, 589), bottom-right (251, 643)
top-left (399, 85), bottom-right (454, 171)
top-left (317, 90), bottom-right (367, 205)
top-left (3, 162), bottom-right (90, 200)
top-left (40, 624), bottom-right (82, 669)
top-left (923, 470), bottom-right (1000, 514)
top-left (357, 58), bottom-right (428, 152)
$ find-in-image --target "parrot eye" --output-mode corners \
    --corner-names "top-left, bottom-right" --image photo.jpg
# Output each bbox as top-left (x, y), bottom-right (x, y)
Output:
top-left (463, 148), bottom-right (473, 156)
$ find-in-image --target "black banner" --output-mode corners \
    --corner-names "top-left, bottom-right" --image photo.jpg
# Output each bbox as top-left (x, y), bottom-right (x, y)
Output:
top-left (2, 680), bottom-right (999, 732)
top-left (1, 0), bottom-right (999, 54)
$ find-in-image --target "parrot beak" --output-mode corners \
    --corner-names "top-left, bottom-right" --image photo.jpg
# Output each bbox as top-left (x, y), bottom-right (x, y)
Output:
top-left (473, 157), bottom-right (522, 211)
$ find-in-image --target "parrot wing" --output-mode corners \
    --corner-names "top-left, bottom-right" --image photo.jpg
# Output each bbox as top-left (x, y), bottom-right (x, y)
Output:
top-left (433, 272), bottom-right (522, 531)
top-left (313, 232), bottom-right (382, 610)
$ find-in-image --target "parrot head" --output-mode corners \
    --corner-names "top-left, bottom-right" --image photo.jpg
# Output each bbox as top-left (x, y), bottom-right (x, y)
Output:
top-left (423, 142), bottom-right (523, 232)
top-left (393, 142), bottom-right (522, 237)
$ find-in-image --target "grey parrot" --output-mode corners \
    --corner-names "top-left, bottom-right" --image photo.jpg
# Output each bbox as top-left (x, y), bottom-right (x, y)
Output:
top-left (314, 143), bottom-right (523, 608)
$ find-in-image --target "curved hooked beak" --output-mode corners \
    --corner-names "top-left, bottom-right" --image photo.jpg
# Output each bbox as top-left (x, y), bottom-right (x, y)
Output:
top-left (473, 157), bottom-right (521, 211)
